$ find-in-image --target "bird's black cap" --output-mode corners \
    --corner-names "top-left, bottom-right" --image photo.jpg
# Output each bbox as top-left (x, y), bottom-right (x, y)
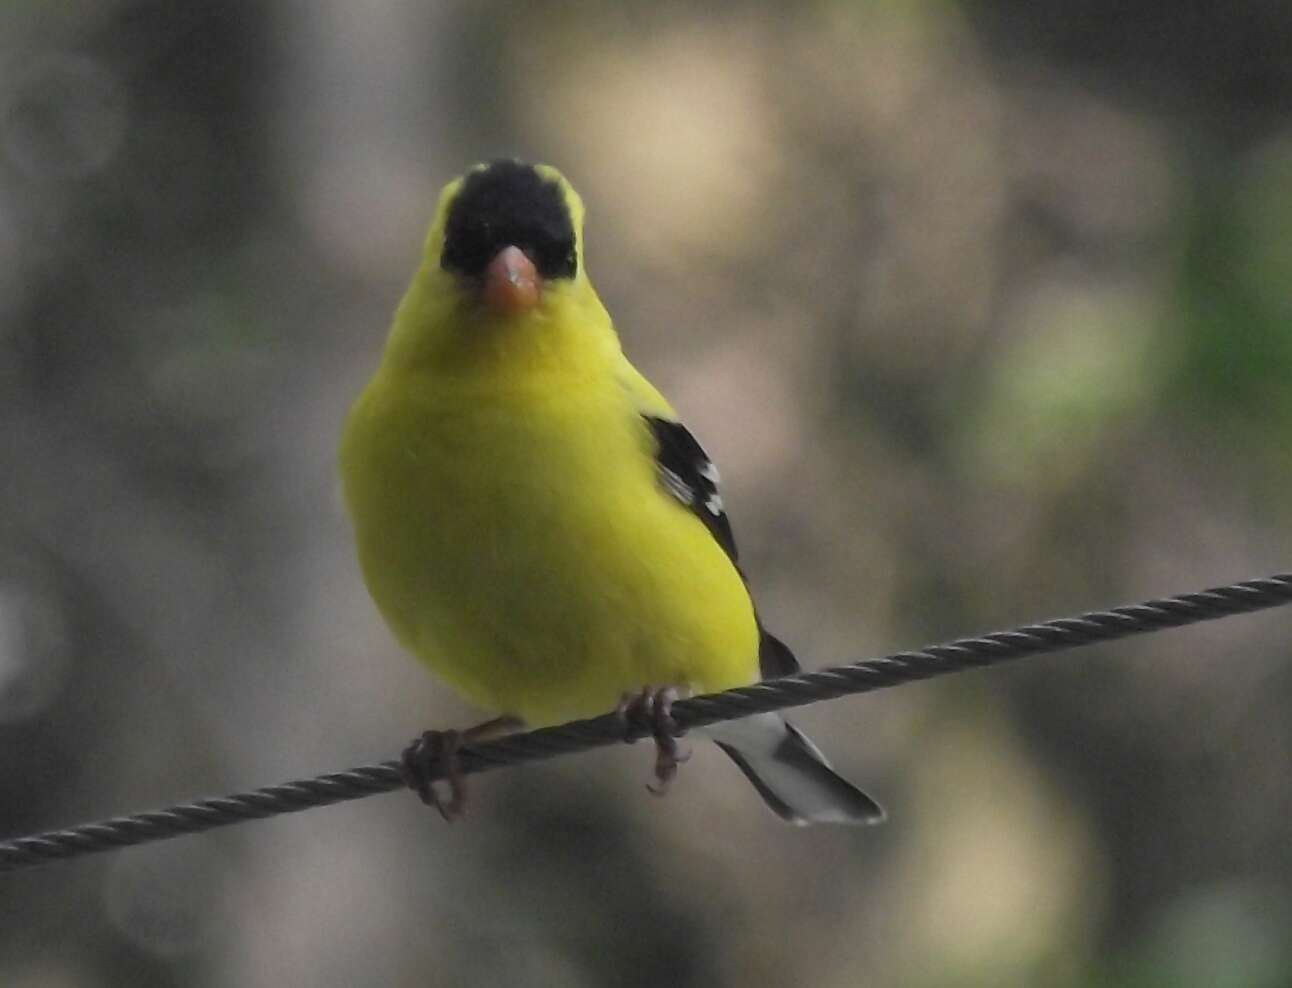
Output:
top-left (441, 160), bottom-right (577, 281)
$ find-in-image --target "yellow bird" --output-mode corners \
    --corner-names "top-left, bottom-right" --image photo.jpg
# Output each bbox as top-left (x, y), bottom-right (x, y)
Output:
top-left (341, 159), bottom-right (882, 825)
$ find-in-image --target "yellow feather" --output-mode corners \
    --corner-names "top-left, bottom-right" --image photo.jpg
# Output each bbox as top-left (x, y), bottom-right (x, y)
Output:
top-left (340, 164), bottom-right (759, 728)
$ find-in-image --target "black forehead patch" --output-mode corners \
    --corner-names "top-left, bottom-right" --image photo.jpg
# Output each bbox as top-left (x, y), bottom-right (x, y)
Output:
top-left (441, 160), bottom-right (577, 280)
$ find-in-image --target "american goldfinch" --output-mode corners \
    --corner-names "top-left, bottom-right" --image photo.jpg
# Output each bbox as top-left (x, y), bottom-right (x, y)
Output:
top-left (340, 159), bottom-right (882, 825)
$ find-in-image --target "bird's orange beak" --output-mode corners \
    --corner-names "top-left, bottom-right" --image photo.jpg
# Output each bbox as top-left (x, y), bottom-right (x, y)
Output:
top-left (482, 245), bottom-right (541, 315)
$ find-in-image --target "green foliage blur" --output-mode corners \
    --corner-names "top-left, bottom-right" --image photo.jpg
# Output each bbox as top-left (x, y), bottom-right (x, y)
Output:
top-left (1, 2), bottom-right (1290, 986)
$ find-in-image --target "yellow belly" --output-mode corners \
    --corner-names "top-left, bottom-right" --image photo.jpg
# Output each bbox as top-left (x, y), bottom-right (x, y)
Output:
top-left (341, 370), bottom-right (760, 727)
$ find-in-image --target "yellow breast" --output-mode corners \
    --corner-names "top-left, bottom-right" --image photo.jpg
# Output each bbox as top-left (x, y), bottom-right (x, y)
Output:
top-left (340, 367), bottom-right (760, 727)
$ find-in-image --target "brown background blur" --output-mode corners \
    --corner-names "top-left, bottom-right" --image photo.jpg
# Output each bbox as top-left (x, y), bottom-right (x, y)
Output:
top-left (2, 3), bottom-right (1291, 986)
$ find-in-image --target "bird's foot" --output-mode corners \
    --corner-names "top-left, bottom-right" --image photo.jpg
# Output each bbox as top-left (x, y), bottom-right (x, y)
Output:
top-left (400, 716), bottom-right (523, 821)
top-left (400, 729), bottom-right (464, 821)
top-left (617, 686), bottom-right (691, 796)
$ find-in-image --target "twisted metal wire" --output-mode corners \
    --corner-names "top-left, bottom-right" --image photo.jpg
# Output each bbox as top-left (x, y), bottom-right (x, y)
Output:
top-left (3, 572), bottom-right (1290, 871)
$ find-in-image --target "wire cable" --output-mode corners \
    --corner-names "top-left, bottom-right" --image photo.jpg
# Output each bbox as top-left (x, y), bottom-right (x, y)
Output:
top-left (2, 572), bottom-right (1289, 871)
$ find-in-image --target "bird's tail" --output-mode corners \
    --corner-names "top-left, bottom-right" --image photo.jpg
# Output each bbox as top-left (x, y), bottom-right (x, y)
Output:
top-left (709, 713), bottom-right (884, 826)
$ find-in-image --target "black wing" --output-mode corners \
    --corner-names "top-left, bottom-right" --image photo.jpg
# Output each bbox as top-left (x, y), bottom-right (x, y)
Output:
top-left (643, 415), bottom-right (800, 680)
top-left (645, 416), bottom-right (738, 564)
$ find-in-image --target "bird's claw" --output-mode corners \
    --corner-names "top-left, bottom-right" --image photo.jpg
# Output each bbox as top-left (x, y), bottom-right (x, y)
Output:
top-left (400, 729), bottom-right (465, 822)
top-left (399, 716), bottom-right (523, 821)
top-left (617, 685), bottom-right (691, 796)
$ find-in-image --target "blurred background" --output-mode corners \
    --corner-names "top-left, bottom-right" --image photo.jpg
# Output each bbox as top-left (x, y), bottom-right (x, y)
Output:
top-left (2, 1), bottom-right (1291, 985)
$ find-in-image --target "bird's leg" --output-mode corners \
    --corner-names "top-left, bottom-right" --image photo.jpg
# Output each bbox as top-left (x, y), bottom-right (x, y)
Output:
top-left (617, 686), bottom-right (691, 796)
top-left (401, 730), bottom-right (462, 820)
top-left (400, 715), bottom-right (524, 821)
